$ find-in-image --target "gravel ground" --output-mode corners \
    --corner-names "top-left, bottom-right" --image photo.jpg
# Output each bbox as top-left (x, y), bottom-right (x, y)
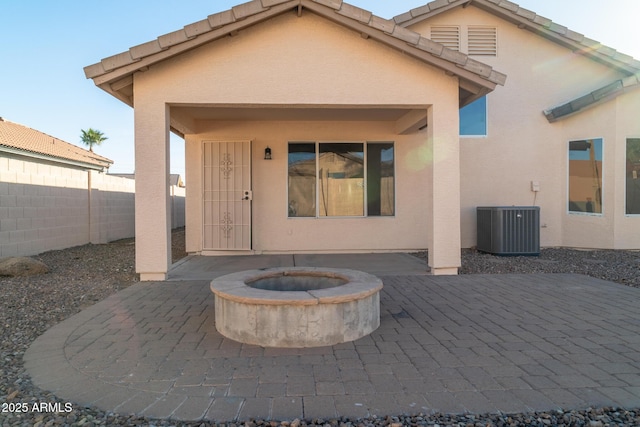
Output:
top-left (1, 233), bottom-right (639, 426)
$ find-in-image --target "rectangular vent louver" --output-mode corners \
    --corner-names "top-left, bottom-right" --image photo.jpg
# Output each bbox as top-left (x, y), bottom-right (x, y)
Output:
top-left (468, 26), bottom-right (497, 56)
top-left (477, 206), bottom-right (540, 255)
top-left (431, 26), bottom-right (460, 51)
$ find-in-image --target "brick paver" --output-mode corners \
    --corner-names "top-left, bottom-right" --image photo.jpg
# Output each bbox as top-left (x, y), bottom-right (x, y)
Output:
top-left (24, 267), bottom-right (640, 423)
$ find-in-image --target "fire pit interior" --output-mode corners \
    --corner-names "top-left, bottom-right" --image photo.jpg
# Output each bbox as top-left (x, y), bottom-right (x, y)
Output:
top-left (210, 267), bottom-right (383, 348)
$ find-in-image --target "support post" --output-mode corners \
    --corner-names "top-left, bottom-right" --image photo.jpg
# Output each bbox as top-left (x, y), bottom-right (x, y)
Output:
top-left (135, 102), bottom-right (171, 281)
top-left (427, 103), bottom-right (461, 275)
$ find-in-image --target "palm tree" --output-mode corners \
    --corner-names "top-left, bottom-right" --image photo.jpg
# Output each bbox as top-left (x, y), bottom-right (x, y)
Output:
top-left (80, 128), bottom-right (108, 152)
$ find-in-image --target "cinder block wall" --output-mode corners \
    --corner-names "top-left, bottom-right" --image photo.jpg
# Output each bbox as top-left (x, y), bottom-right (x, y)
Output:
top-left (0, 154), bottom-right (185, 257)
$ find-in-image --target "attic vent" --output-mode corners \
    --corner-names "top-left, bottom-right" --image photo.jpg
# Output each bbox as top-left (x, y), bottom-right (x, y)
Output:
top-left (431, 26), bottom-right (460, 51)
top-left (468, 26), bottom-right (497, 56)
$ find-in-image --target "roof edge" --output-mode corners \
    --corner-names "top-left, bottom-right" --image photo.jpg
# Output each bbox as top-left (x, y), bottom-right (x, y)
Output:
top-left (395, 0), bottom-right (640, 76)
top-left (543, 73), bottom-right (640, 123)
top-left (0, 144), bottom-right (112, 172)
top-left (84, 0), bottom-right (506, 107)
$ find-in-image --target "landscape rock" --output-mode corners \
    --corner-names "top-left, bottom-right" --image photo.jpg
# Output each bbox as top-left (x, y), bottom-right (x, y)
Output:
top-left (0, 256), bottom-right (49, 277)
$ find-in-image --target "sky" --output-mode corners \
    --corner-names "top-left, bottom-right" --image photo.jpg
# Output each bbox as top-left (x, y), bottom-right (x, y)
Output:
top-left (2, 0), bottom-right (639, 179)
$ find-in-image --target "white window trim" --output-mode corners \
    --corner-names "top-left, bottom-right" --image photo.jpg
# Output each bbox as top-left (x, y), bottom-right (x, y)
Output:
top-left (567, 137), bottom-right (605, 216)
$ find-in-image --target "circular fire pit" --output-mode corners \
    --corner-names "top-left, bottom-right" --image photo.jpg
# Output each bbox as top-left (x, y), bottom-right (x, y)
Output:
top-left (210, 267), bottom-right (383, 348)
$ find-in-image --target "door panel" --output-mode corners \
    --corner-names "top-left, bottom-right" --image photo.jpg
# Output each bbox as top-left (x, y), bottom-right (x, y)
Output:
top-left (203, 141), bottom-right (251, 250)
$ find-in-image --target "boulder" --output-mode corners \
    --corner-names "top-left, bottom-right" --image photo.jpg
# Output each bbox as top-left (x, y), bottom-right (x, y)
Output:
top-left (0, 257), bottom-right (49, 277)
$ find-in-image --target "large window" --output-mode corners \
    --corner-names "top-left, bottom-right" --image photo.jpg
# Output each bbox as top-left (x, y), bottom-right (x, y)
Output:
top-left (568, 138), bottom-right (603, 214)
top-left (460, 96), bottom-right (487, 136)
top-left (288, 142), bottom-right (394, 218)
top-left (627, 138), bottom-right (640, 214)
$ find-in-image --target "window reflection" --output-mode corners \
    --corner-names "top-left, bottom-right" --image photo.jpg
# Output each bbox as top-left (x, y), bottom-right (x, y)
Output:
top-left (568, 138), bottom-right (603, 214)
top-left (627, 138), bottom-right (640, 214)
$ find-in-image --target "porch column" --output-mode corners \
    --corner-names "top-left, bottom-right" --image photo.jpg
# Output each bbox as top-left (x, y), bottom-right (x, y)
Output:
top-left (134, 102), bottom-right (171, 281)
top-left (427, 103), bottom-right (461, 275)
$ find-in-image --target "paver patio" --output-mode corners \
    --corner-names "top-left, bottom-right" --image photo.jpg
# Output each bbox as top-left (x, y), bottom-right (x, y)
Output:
top-left (24, 255), bottom-right (640, 422)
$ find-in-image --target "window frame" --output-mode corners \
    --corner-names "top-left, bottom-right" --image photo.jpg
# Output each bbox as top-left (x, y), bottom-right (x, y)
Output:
top-left (460, 95), bottom-right (488, 137)
top-left (567, 137), bottom-right (604, 216)
top-left (287, 141), bottom-right (395, 219)
top-left (626, 137), bottom-right (640, 216)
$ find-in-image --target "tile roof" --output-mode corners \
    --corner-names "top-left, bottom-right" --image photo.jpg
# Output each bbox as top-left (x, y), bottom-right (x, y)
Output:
top-left (394, 0), bottom-right (640, 75)
top-left (543, 72), bottom-right (640, 122)
top-left (84, 0), bottom-right (506, 107)
top-left (0, 118), bottom-right (113, 170)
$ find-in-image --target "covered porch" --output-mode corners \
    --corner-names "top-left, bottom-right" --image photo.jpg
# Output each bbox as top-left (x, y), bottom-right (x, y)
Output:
top-left (83, 0), bottom-right (506, 280)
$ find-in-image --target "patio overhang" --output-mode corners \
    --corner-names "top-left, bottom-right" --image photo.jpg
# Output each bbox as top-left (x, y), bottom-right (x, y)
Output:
top-left (168, 104), bottom-right (430, 137)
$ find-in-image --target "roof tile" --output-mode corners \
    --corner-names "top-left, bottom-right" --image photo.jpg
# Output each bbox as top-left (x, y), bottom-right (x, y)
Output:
top-left (548, 22), bottom-right (568, 36)
top-left (232, 1), bottom-right (268, 20)
top-left (369, 15), bottom-right (396, 34)
top-left (158, 29), bottom-right (192, 49)
top-left (184, 19), bottom-right (213, 38)
top-left (208, 10), bottom-right (236, 29)
top-left (410, 4), bottom-right (432, 18)
top-left (564, 29), bottom-right (584, 43)
top-left (130, 39), bottom-right (164, 60)
top-left (513, 7), bottom-right (536, 21)
top-left (489, 69), bottom-right (507, 86)
top-left (496, 0), bottom-right (518, 13)
top-left (438, 47), bottom-right (468, 66)
top-left (391, 25), bottom-right (421, 45)
top-left (311, 0), bottom-right (342, 10)
top-left (337, 3), bottom-right (372, 24)
top-left (460, 57), bottom-right (493, 78)
top-left (261, 0), bottom-right (293, 6)
top-left (416, 36), bottom-right (444, 56)
top-left (532, 14), bottom-right (552, 27)
top-left (429, 0), bottom-right (451, 11)
top-left (613, 51), bottom-right (634, 65)
top-left (0, 118), bottom-right (113, 169)
top-left (622, 73), bottom-right (640, 88)
top-left (84, 62), bottom-right (106, 79)
top-left (393, 11), bottom-right (413, 25)
top-left (101, 51), bottom-right (137, 72)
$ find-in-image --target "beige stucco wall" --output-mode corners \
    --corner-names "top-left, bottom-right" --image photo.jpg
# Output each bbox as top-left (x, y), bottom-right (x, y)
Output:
top-left (409, 5), bottom-right (639, 249)
top-left (186, 120), bottom-right (431, 254)
top-left (0, 153), bottom-right (151, 257)
top-left (133, 10), bottom-right (462, 274)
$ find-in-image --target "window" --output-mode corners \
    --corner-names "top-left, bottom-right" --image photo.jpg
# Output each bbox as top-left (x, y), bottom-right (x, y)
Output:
top-left (568, 138), bottom-right (603, 214)
top-left (468, 26), bottom-right (497, 56)
top-left (431, 26), bottom-right (460, 51)
top-left (288, 142), bottom-right (394, 218)
top-left (627, 138), bottom-right (640, 214)
top-left (460, 96), bottom-right (487, 136)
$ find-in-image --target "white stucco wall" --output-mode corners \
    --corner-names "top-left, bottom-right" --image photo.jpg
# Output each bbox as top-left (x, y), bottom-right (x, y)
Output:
top-left (409, 5), bottom-right (639, 249)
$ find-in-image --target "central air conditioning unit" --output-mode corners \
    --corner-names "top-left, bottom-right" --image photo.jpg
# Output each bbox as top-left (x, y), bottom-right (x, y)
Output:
top-left (476, 206), bottom-right (540, 255)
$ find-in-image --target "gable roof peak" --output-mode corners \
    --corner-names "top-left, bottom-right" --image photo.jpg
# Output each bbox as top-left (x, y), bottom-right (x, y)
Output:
top-left (85, 0), bottom-right (506, 107)
top-left (396, 0), bottom-right (640, 75)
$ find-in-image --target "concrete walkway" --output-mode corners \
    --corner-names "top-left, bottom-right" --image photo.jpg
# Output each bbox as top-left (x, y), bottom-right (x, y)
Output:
top-left (24, 255), bottom-right (640, 422)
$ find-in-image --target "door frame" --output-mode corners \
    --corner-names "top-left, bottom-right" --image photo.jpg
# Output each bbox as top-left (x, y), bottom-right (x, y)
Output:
top-left (201, 140), bottom-right (253, 252)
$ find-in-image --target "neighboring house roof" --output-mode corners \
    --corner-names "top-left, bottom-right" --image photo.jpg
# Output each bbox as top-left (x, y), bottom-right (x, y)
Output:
top-left (395, 0), bottom-right (640, 122)
top-left (0, 117), bottom-right (113, 171)
top-left (84, 0), bottom-right (507, 108)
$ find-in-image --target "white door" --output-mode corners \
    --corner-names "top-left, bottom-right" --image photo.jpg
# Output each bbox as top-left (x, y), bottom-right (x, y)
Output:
top-left (203, 141), bottom-right (252, 250)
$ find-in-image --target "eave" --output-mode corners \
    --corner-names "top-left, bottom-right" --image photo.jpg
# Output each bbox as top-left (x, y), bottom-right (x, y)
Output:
top-left (543, 72), bottom-right (640, 123)
top-left (85, 0), bottom-right (506, 109)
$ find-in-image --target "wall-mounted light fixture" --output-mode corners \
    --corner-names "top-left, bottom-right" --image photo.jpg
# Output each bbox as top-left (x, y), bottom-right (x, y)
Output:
top-left (264, 146), bottom-right (272, 160)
